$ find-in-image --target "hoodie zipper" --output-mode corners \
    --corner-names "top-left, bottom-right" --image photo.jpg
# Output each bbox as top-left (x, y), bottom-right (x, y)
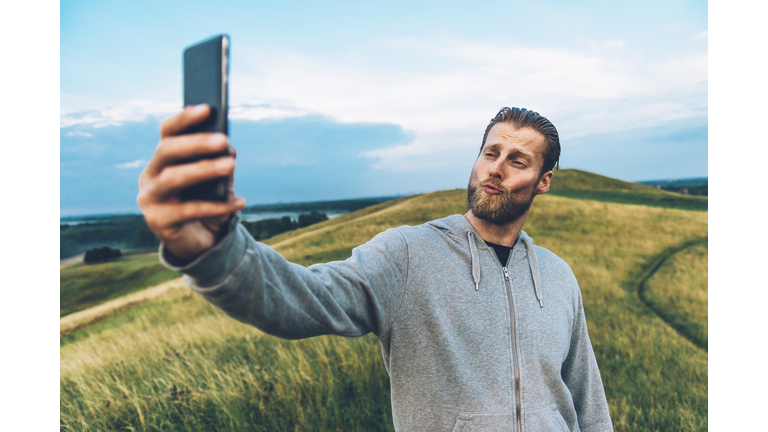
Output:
top-left (503, 265), bottom-right (523, 432)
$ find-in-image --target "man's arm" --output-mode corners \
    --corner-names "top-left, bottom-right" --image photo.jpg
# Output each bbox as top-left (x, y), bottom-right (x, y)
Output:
top-left (561, 287), bottom-right (614, 432)
top-left (161, 217), bottom-right (409, 339)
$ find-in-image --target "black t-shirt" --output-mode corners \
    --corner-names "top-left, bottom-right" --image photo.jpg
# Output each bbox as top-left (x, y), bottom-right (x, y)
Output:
top-left (485, 241), bottom-right (513, 267)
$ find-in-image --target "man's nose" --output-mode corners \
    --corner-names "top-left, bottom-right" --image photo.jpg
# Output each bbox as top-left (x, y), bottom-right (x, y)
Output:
top-left (488, 159), bottom-right (503, 180)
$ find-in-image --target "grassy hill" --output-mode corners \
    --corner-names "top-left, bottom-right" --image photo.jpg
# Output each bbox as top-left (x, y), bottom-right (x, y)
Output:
top-left (549, 169), bottom-right (708, 211)
top-left (60, 253), bottom-right (180, 317)
top-left (60, 169), bottom-right (708, 431)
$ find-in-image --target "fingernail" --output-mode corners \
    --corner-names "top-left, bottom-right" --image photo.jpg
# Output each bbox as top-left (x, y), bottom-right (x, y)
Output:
top-left (190, 104), bottom-right (208, 114)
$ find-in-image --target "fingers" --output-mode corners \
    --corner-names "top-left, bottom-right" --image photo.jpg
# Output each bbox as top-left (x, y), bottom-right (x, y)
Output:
top-left (147, 132), bottom-right (230, 177)
top-left (148, 156), bottom-right (236, 199)
top-left (144, 197), bottom-right (246, 232)
top-left (160, 104), bottom-right (211, 137)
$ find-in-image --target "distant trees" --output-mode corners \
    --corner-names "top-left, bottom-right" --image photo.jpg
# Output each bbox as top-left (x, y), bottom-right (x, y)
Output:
top-left (60, 215), bottom-right (159, 259)
top-left (84, 246), bottom-right (122, 263)
top-left (241, 212), bottom-right (329, 241)
top-left (61, 211), bottom-right (332, 259)
top-left (298, 211), bottom-right (329, 228)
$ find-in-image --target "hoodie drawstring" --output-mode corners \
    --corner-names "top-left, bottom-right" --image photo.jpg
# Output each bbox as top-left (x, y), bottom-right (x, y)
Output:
top-left (467, 230), bottom-right (544, 307)
top-left (467, 231), bottom-right (481, 291)
top-left (522, 238), bottom-right (544, 308)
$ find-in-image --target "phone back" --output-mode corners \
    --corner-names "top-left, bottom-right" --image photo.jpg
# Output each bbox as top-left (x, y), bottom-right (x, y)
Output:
top-left (183, 35), bottom-right (228, 134)
top-left (180, 35), bottom-right (230, 201)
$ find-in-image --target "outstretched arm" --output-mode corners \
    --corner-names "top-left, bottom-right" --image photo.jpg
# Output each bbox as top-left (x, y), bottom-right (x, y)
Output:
top-left (161, 219), bottom-right (409, 340)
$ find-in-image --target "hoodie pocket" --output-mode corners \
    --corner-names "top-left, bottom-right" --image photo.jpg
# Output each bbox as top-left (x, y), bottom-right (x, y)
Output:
top-left (522, 403), bottom-right (570, 432)
top-left (450, 410), bottom-right (516, 432)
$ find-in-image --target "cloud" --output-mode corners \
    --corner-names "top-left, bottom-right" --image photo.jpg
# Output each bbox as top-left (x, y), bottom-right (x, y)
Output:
top-left (60, 99), bottom-right (179, 128)
top-left (691, 30), bottom-right (708, 41)
top-left (67, 131), bottom-right (92, 137)
top-left (115, 159), bottom-right (146, 169)
top-left (61, 37), bottom-right (707, 174)
top-left (229, 103), bottom-right (313, 122)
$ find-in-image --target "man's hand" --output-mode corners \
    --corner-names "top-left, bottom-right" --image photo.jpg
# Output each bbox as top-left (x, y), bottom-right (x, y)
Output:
top-left (138, 104), bottom-right (246, 263)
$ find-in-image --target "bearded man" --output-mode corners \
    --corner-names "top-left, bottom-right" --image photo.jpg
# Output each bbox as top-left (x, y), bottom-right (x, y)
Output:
top-left (139, 106), bottom-right (614, 431)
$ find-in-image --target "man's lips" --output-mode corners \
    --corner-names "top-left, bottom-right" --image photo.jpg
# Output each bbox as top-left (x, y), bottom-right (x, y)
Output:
top-left (482, 183), bottom-right (503, 195)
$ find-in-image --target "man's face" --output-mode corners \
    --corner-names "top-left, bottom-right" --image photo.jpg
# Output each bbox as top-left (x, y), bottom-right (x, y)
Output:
top-left (467, 123), bottom-right (552, 225)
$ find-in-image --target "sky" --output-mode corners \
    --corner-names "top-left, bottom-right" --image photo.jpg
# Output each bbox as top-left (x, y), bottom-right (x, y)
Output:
top-left (60, 0), bottom-right (708, 216)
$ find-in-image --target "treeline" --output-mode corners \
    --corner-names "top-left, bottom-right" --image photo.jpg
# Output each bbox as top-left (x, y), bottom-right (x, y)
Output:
top-left (638, 178), bottom-right (708, 196)
top-left (60, 211), bottom-right (332, 259)
top-left (241, 211), bottom-right (328, 241)
top-left (60, 215), bottom-right (159, 259)
top-left (84, 246), bottom-right (122, 263)
top-left (241, 196), bottom-right (398, 214)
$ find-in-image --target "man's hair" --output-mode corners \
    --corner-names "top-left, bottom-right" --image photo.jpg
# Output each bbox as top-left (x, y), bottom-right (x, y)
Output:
top-left (480, 107), bottom-right (560, 175)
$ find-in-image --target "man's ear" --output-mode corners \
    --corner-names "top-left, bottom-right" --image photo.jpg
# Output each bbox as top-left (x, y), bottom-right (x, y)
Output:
top-left (536, 170), bottom-right (553, 195)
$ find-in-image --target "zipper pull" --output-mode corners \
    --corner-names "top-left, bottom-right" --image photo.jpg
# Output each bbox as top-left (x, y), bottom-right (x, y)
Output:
top-left (503, 267), bottom-right (510, 280)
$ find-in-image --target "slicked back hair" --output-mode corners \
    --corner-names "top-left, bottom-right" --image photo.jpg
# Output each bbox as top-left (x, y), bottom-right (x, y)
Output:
top-left (480, 107), bottom-right (560, 175)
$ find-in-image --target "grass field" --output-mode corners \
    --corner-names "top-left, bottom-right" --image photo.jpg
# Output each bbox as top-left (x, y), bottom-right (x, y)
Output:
top-left (60, 253), bottom-right (180, 317)
top-left (641, 241), bottom-right (708, 350)
top-left (60, 170), bottom-right (708, 431)
top-left (548, 169), bottom-right (708, 211)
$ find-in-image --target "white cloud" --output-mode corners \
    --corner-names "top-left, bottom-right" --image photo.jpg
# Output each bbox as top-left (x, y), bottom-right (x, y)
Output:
top-left (229, 103), bottom-right (313, 122)
top-left (62, 38), bottom-right (707, 172)
top-left (66, 131), bottom-right (92, 137)
top-left (60, 99), bottom-right (179, 128)
top-left (691, 30), bottom-right (708, 41)
top-left (115, 159), bottom-right (146, 169)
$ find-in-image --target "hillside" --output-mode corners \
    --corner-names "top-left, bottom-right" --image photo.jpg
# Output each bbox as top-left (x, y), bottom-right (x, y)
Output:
top-left (548, 169), bottom-right (707, 211)
top-left (61, 174), bottom-right (708, 431)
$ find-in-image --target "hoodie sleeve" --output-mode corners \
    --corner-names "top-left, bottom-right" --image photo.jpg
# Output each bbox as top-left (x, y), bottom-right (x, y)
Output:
top-left (160, 219), bottom-right (409, 340)
top-left (561, 285), bottom-right (614, 432)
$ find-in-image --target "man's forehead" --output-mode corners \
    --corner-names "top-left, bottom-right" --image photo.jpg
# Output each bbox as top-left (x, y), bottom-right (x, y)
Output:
top-left (484, 124), bottom-right (546, 154)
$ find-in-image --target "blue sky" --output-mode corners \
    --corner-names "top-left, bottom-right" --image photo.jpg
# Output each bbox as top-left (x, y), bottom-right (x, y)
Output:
top-left (60, 0), bottom-right (708, 216)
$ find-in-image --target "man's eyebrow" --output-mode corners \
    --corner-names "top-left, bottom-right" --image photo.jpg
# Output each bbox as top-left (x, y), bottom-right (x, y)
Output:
top-left (507, 149), bottom-right (534, 160)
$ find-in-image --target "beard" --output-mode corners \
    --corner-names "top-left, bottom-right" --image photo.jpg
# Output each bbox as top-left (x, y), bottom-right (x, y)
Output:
top-left (467, 177), bottom-right (537, 226)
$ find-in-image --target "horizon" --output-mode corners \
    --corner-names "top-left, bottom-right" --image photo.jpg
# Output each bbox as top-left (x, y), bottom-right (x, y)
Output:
top-left (60, 170), bottom-right (708, 219)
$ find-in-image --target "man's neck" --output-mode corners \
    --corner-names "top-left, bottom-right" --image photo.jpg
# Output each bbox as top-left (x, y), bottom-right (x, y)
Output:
top-left (463, 210), bottom-right (527, 247)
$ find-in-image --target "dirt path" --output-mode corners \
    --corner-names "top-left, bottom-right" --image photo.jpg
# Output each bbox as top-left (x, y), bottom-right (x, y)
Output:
top-left (60, 276), bottom-right (186, 336)
top-left (635, 237), bottom-right (708, 351)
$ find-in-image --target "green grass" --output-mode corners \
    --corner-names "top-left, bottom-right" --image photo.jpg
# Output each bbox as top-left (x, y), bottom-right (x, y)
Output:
top-left (548, 169), bottom-right (707, 211)
top-left (547, 189), bottom-right (708, 211)
top-left (60, 253), bottom-right (180, 317)
top-left (641, 241), bottom-right (708, 350)
top-left (61, 170), bottom-right (709, 431)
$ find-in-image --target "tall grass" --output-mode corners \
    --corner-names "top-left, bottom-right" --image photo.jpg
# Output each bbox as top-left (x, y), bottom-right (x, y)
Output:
top-left (61, 187), bottom-right (708, 431)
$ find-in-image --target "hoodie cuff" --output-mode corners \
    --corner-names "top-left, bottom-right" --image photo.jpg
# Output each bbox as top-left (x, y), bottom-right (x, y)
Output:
top-left (159, 213), bottom-right (248, 287)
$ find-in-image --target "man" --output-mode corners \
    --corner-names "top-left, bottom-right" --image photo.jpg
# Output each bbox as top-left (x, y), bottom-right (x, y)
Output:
top-left (138, 106), bottom-right (613, 431)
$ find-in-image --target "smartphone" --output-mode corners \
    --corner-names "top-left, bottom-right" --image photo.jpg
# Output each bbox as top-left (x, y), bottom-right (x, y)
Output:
top-left (178, 34), bottom-right (230, 202)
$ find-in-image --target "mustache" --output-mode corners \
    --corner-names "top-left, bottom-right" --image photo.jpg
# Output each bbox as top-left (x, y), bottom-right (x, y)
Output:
top-left (478, 178), bottom-right (508, 193)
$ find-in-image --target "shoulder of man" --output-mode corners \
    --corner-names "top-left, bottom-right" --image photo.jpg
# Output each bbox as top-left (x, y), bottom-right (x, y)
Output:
top-left (523, 237), bottom-right (581, 298)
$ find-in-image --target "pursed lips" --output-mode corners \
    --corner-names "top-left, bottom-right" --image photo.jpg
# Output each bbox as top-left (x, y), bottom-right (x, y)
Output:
top-left (481, 181), bottom-right (504, 195)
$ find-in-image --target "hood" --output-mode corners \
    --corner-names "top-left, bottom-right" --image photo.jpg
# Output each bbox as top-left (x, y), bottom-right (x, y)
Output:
top-left (428, 215), bottom-right (544, 308)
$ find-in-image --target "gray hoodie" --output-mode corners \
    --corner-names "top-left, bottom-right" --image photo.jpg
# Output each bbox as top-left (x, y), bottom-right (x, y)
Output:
top-left (162, 214), bottom-right (613, 432)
